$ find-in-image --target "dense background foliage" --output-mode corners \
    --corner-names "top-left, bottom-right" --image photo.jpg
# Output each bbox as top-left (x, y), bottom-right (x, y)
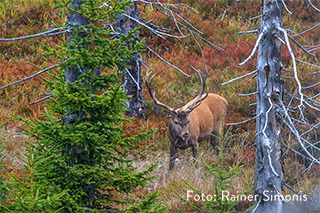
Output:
top-left (0, 0), bottom-right (320, 211)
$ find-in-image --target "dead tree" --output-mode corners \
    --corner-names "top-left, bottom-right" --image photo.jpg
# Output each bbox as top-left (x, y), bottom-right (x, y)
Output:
top-left (224, 0), bottom-right (320, 212)
top-left (114, 1), bottom-right (146, 117)
top-left (112, 0), bottom-right (224, 117)
top-left (0, 1), bottom-right (222, 118)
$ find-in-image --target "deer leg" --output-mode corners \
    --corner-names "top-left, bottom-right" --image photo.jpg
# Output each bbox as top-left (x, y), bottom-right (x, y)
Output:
top-left (210, 130), bottom-right (221, 155)
top-left (169, 143), bottom-right (177, 171)
top-left (191, 143), bottom-right (199, 169)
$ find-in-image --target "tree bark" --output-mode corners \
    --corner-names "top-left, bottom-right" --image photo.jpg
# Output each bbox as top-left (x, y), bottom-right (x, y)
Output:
top-left (65, 0), bottom-right (89, 84)
top-left (115, 1), bottom-right (146, 118)
top-left (254, 0), bottom-right (284, 212)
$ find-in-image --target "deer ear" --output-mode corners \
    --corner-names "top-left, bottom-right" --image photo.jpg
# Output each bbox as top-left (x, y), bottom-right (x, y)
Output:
top-left (164, 110), bottom-right (174, 118)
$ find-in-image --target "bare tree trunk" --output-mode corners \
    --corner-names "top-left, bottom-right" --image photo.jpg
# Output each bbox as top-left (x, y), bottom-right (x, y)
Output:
top-left (115, 1), bottom-right (146, 118)
top-left (254, 1), bottom-right (284, 212)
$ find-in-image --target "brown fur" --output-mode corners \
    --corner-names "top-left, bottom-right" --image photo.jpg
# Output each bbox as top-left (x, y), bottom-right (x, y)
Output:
top-left (167, 93), bottom-right (228, 170)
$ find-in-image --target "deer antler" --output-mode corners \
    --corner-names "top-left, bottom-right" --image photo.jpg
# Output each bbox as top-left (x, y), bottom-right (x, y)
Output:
top-left (186, 68), bottom-right (209, 112)
top-left (145, 71), bottom-right (176, 114)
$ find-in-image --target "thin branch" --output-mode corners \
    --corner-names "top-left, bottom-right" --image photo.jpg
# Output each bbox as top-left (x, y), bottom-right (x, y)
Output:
top-left (29, 95), bottom-right (52, 106)
top-left (170, 10), bottom-right (186, 37)
top-left (307, 0), bottom-right (320, 12)
top-left (310, 70), bottom-right (320, 75)
top-left (283, 68), bottom-right (293, 72)
top-left (291, 117), bottom-right (319, 130)
top-left (39, 93), bottom-right (52, 96)
top-left (277, 26), bottom-right (304, 110)
top-left (140, 18), bottom-right (172, 32)
top-left (308, 93), bottom-right (320, 101)
top-left (288, 34), bottom-right (316, 57)
top-left (235, 29), bottom-right (258, 35)
top-left (251, 196), bottom-right (262, 213)
top-left (305, 139), bottom-right (320, 150)
top-left (281, 140), bottom-right (313, 162)
top-left (292, 23), bottom-right (320, 37)
top-left (0, 64), bottom-right (60, 90)
top-left (221, 70), bottom-right (257, 86)
top-left (125, 68), bottom-right (141, 90)
top-left (275, 34), bottom-right (286, 45)
top-left (249, 102), bottom-right (257, 107)
top-left (261, 97), bottom-right (273, 140)
top-left (239, 32), bottom-right (265, 66)
top-left (123, 12), bottom-right (193, 39)
top-left (237, 91), bottom-right (258, 97)
top-left (296, 58), bottom-right (320, 69)
top-left (284, 183), bottom-right (320, 204)
top-left (280, 104), bottom-right (320, 165)
top-left (50, 119), bottom-right (62, 125)
top-left (144, 0), bottom-right (224, 51)
top-left (302, 81), bottom-right (320, 89)
top-left (154, 0), bottom-right (203, 34)
top-left (251, 73), bottom-right (257, 79)
top-left (144, 44), bottom-right (190, 77)
top-left (190, 31), bottom-right (209, 76)
top-left (0, 28), bottom-right (67, 41)
top-left (281, 0), bottom-right (292, 14)
top-left (301, 137), bottom-right (320, 152)
top-left (268, 150), bottom-right (280, 177)
top-left (194, 32), bottom-right (224, 51)
top-left (249, 14), bottom-right (262, 21)
top-left (227, 113), bottom-right (260, 126)
top-left (285, 90), bottom-right (320, 112)
top-left (307, 46), bottom-right (320, 53)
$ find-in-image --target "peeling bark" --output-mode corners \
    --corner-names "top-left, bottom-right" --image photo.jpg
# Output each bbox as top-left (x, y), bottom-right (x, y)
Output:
top-left (115, 1), bottom-right (146, 118)
top-left (254, 0), bottom-right (284, 212)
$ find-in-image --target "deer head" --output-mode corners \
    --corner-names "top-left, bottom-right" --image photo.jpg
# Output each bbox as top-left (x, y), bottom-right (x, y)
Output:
top-left (145, 69), bottom-right (208, 140)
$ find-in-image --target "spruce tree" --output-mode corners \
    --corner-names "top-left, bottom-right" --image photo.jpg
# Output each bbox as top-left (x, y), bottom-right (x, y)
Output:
top-left (1, 0), bottom-right (164, 212)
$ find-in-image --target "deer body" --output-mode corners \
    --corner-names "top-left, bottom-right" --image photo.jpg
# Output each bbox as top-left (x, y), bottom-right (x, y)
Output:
top-left (145, 69), bottom-right (227, 171)
top-left (167, 94), bottom-right (227, 170)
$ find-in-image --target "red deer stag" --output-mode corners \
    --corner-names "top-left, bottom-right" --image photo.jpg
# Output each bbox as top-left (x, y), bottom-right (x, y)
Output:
top-left (145, 70), bottom-right (228, 170)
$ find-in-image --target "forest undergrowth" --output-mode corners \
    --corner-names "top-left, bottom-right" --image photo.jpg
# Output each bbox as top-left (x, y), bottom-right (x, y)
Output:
top-left (1, 0), bottom-right (320, 211)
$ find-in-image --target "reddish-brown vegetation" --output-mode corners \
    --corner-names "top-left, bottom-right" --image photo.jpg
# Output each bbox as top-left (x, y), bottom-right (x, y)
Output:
top-left (1, 0), bottom-right (320, 211)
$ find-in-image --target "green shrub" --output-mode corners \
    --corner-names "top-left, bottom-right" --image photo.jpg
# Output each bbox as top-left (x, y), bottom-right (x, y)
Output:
top-left (0, 135), bottom-right (66, 212)
top-left (1, 0), bottom-right (166, 212)
top-left (177, 126), bottom-right (251, 212)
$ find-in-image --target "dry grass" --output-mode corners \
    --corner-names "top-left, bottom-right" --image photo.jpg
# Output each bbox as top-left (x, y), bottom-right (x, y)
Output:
top-left (1, 125), bottom-right (28, 179)
top-left (122, 127), bottom-right (256, 211)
